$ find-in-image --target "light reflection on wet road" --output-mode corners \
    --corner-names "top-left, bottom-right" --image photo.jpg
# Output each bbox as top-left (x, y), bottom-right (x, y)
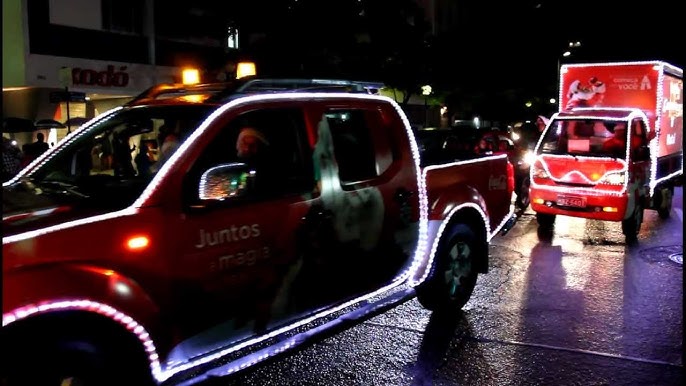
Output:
top-left (204, 187), bottom-right (683, 386)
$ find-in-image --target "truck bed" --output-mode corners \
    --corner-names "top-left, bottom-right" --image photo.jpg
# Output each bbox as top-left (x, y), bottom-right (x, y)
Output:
top-left (423, 154), bottom-right (513, 237)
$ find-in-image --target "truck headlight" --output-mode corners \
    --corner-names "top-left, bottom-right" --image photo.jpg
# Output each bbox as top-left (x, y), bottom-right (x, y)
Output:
top-left (599, 172), bottom-right (626, 185)
top-left (532, 165), bottom-right (549, 179)
top-left (517, 151), bottom-right (536, 168)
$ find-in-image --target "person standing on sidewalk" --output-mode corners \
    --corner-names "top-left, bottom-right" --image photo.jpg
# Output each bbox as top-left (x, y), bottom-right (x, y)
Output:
top-left (2, 136), bottom-right (23, 181)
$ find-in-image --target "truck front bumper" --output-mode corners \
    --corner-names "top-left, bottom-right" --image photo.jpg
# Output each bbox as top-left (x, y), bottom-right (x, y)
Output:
top-left (530, 188), bottom-right (628, 222)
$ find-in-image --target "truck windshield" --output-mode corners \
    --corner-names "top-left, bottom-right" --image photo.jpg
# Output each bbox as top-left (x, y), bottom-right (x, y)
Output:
top-left (537, 119), bottom-right (628, 158)
top-left (16, 104), bottom-right (213, 210)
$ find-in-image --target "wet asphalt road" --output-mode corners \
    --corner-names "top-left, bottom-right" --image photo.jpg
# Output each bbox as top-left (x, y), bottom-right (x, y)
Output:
top-left (200, 187), bottom-right (683, 386)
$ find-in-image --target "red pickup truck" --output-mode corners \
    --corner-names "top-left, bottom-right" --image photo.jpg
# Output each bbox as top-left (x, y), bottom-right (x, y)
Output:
top-left (2, 86), bottom-right (515, 385)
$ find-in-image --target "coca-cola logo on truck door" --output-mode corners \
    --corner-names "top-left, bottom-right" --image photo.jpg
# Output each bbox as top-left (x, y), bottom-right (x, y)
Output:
top-left (72, 65), bottom-right (129, 87)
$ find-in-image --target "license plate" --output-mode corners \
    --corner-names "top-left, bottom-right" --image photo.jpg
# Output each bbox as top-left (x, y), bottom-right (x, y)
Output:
top-left (556, 195), bottom-right (586, 208)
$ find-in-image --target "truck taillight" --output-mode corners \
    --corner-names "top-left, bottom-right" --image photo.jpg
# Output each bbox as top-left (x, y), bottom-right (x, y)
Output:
top-left (506, 160), bottom-right (515, 195)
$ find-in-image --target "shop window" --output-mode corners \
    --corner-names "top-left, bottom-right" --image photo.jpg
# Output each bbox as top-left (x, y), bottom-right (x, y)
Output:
top-left (102, 0), bottom-right (143, 34)
top-left (227, 27), bottom-right (239, 49)
top-left (49, 0), bottom-right (102, 30)
top-left (153, 2), bottom-right (226, 43)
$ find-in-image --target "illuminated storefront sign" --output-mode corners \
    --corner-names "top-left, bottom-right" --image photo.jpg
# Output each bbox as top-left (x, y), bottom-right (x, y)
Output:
top-left (71, 65), bottom-right (130, 87)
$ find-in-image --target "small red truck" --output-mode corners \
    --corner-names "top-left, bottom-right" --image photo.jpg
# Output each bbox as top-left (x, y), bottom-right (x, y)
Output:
top-left (530, 61), bottom-right (683, 241)
top-left (2, 83), bottom-right (515, 386)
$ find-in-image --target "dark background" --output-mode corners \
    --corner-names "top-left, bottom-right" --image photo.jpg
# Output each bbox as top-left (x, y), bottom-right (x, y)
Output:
top-left (24, 0), bottom-right (684, 123)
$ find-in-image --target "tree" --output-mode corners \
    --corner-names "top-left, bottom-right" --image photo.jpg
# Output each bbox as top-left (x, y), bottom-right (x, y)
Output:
top-left (361, 0), bottom-right (433, 106)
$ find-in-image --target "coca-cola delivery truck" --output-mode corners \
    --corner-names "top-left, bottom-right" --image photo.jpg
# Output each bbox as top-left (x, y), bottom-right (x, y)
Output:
top-left (530, 60), bottom-right (683, 242)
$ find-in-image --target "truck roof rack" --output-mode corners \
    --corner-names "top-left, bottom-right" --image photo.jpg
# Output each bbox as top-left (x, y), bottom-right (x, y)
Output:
top-left (125, 77), bottom-right (385, 106)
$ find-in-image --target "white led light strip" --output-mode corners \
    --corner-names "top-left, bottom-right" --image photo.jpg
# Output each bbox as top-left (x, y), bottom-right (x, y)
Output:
top-left (649, 66), bottom-right (665, 196)
top-left (533, 154), bottom-right (628, 187)
top-left (3, 208), bottom-right (138, 245)
top-left (649, 64), bottom-right (684, 194)
top-left (423, 153), bottom-right (508, 170)
top-left (2, 205), bottom-right (71, 222)
top-left (561, 60), bottom-right (681, 75)
top-left (2, 299), bottom-right (163, 382)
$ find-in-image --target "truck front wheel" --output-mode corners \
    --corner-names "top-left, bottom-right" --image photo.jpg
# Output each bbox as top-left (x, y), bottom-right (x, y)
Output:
top-left (516, 176), bottom-right (531, 211)
top-left (415, 223), bottom-right (483, 312)
top-left (622, 201), bottom-right (644, 243)
top-left (536, 212), bottom-right (556, 228)
top-left (2, 316), bottom-right (155, 386)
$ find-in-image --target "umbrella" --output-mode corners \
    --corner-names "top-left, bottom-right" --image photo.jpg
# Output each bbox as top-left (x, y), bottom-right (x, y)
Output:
top-left (3, 117), bottom-right (37, 133)
top-left (65, 117), bottom-right (89, 127)
top-left (35, 119), bottom-right (66, 129)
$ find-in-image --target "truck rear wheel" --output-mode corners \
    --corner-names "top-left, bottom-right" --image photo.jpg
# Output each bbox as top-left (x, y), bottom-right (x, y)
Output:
top-left (415, 224), bottom-right (482, 312)
top-left (656, 185), bottom-right (674, 219)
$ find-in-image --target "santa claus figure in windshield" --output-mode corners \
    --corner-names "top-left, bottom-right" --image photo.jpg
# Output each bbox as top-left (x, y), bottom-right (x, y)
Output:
top-left (565, 76), bottom-right (606, 110)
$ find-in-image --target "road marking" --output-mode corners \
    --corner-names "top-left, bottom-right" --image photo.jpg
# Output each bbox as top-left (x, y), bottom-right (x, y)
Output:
top-left (365, 321), bottom-right (683, 368)
top-left (470, 336), bottom-right (683, 368)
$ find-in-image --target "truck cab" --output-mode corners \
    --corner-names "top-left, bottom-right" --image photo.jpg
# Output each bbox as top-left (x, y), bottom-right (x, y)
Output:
top-left (530, 109), bottom-right (653, 239)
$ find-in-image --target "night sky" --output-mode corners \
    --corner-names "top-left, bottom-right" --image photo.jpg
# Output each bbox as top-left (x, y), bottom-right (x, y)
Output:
top-left (449, 0), bottom-right (683, 93)
top-left (230, 0), bottom-right (683, 98)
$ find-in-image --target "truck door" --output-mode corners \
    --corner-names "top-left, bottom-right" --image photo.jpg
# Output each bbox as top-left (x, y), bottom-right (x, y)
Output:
top-left (628, 118), bottom-right (651, 206)
top-left (171, 106), bottom-right (319, 342)
top-left (303, 102), bottom-right (420, 306)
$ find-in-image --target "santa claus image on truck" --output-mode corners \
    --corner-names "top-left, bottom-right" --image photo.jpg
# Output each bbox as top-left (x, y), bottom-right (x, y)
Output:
top-left (565, 76), bottom-right (607, 110)
top-left (531, 60), bottom-right (683, 243)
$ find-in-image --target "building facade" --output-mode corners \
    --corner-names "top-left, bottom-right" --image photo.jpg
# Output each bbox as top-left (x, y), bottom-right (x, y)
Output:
top-left (2, 0), bottom-right (235, 146)
top-left (2, 0), bottom-right (463, 145)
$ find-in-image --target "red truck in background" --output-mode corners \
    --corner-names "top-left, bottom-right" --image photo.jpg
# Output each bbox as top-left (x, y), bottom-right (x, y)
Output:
top-left (530, 61), bottom-right (683, 242)
top-left (2, 84), bottom-right (515, 386)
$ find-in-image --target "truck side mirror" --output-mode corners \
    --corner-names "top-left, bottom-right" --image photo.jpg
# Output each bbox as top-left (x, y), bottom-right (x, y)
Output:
top-left (198, 163), bottom-right (255, 201)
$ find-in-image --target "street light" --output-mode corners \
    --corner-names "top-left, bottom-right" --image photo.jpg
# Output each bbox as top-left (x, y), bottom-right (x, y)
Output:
top-left (421, 85), bottom-right (432, 128)
top-left (558, 41), bottom-right (581, 67)
top-left (557, 41), bottom-right (581, 99)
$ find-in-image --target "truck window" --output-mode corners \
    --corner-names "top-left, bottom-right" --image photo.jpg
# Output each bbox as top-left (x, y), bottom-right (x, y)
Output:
top-left (538, 119), bottom-right (627, 157)
top-left (324, 109), bottom-right (379, 185)
top-left (630, 118), bottom-right (650, 160)
top-left (21, 105), bottom-right (212, 211)
top-left (184, 107), bottom-right (314, 204)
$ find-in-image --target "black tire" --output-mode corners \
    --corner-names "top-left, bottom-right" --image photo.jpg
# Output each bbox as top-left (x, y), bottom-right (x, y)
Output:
top-left (622, 201), bottom-right (644, 242)
top-left (516, 175), bottom-right (531, 210)
top-left (657, 186), bottom-right (674, 219)
top-left (415, 223), bottom-right (482, 312)
top-left (2, 318), bottom-right (155, 386)
top-left (536, 212), bottom-right (556, 228)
